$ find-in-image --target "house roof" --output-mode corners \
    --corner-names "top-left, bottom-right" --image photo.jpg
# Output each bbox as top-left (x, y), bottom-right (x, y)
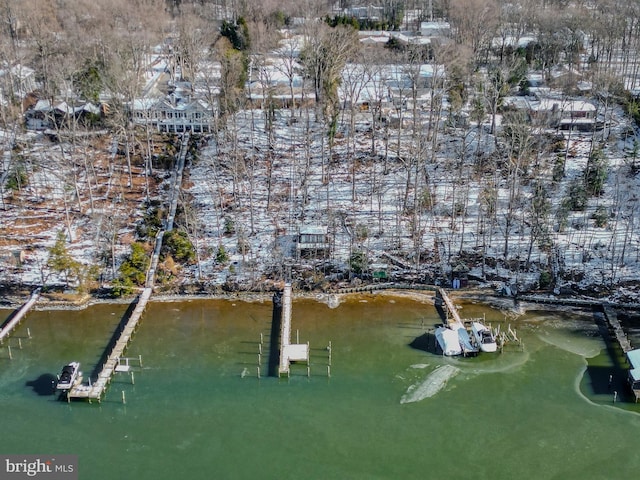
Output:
top-left (531, 99), bottom-right (596, 113)
top-left (299, 226), bottom-right (327, 235)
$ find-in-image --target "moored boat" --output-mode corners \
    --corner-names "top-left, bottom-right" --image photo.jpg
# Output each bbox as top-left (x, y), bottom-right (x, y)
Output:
top-left (457, 327), bottom-right (479, 356)
top-left (471, 322), bottom-right (497, 353)
top-left (435, 326), bottom-right (462, 356)
top-left (56, 362), bottom-right (82, 390)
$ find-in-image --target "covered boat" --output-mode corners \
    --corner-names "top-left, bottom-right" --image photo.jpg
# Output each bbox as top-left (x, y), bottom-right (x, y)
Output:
top-left (435, 327), bottom-right (462, 356)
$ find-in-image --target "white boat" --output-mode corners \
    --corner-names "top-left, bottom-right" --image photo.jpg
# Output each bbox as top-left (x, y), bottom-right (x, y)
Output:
top-left (56, 362), bottom-right (82, 390)
top-left (471, 322), bottom-right (498, 353)
top-left (457, 327), bottom-right (479, 356)
top-left (435, 326), bottom-right (462, 356)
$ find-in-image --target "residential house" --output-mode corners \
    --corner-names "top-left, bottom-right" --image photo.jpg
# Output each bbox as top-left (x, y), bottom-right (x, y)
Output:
top-left (246, 55), bottom-right (313, 109)
top-left (419, 21), bottom-right (451, 38)
top-left (530, 98), bottom-right (598, 131)
top-left (25, 99), bottom-right (101, 130)
top-left (131, 94), bottom-right (214, 133)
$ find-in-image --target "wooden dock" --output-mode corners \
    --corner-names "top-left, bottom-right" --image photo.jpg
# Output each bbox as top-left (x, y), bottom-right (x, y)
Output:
top-left (0, 288), bottom-right (40, 344)
top-left (278, 283), bottom-right (309, 377)
top-left (602, 305), bottom-right (633, 353)
top-left (65, 134), bottom-right (191, 402)
top-left (435, 287), bottom-right (464, 329)
top-left (602, 305), bottom-right (640, 402)
top-left (68, 288), bottom-right (151, 401)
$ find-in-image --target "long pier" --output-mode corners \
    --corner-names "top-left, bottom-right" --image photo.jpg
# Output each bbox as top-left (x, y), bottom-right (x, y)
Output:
top-left (278, 283), bottom-right (309, 377)
top-left (66, 134), bottom-right (190, 402)
top-left (68, 288), bottom-right (151, 401)
top-left (0, 288), bottom-right (40, 343)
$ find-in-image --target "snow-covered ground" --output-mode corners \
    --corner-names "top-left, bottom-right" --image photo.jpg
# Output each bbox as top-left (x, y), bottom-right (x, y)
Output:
top-left (2, 94), bottom-right (640, 300)
top-left (182, 100), bottom-right (640, 296)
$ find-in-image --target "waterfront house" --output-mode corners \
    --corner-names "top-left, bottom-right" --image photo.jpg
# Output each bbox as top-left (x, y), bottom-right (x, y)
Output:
top-left (131, 94), bottom-right (214, 133)
top-left (530, 98), bottom-right (598, 131)
top-left (24, 99), bottom-right (101, 130)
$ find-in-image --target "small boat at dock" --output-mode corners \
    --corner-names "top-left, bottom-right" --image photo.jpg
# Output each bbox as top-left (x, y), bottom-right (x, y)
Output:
top-left (457, 327), bottom-right (479, 356)
top-left (471, 322), bottom-right (497, 353)
top-left (56, 362), bottom-right (82, 390)
top-left (435, 326), bottom-right (462, 356)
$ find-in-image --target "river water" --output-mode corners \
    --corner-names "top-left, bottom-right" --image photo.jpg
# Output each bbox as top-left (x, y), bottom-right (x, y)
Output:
top-left (1, 293), bottom-right (639, 479)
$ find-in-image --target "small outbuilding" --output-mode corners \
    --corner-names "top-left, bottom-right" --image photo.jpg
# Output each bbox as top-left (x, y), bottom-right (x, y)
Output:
top-left (296, 226), bottom-right (330, 259)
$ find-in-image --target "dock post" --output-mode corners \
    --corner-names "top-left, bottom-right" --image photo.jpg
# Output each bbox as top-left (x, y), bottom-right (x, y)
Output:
top-left (122, 390), bottom-right (126, 404)
top-left (327, 365), bottom-right (331, 378)
top-left (296, 329), bottom-right (299, 344)
top-left (7, 345), bottom-right (12, 360)
top-left (18, 338), bottom-right (22, 349)
top-left (258, 343), bottom-right (262, 354)
top-left (257, 366), bottom-right (260, 379)
top-left (131, 372), bottom-right (135, 385)
top-left (260, 333), bottom-right (263, 344)
top-left (139, 355), bottom-right (143, 367)
top-left (258, 353), bottom-right (261, 366)
top-left (613, 391), bottom-right (618, 403)
top-left (27, 328), bottom-right (31, 339)
top-left (307, 341), bottom-right (310, 365)
top-left (307, 366), bottom-right (310, 378)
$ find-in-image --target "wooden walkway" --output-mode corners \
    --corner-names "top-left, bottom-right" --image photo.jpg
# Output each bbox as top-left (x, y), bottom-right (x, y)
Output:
top-left (435, 287), bottom-right (464, 329)
top-left (66, 134), bottom-right (190, 402)
top-left (278, 283), bottom-right (309, 377)
top-left (68, 288), bottom-right (151, 401)
top-left (602, 305), bottom-right (633, 353)
top-left (0, 288), bottom-right (40, 343)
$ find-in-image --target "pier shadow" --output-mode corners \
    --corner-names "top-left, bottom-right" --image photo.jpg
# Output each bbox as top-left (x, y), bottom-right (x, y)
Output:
top-left (584, 306), bottom-right (630, 398)
top-left (0, 308), bottom-right (20, 330)
top-left (434, 304), bottom-right (448, 324)
top-left (267, 291), bottom-right (283, 377)
top-left (88, 299), bottom-right (139, 382)
top-left (25, 374), bottom-right (57, 396)
top-left (409, 328), bottom-right (440, 355)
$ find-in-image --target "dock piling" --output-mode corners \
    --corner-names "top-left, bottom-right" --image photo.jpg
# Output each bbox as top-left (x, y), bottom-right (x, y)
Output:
top-left (131, 372), bottom-right (135, 385)
top-left (122, 391), bottom-right (126, 404)
top-left (27, 328), bottom-right (31, 339)
top-left (18, 338), bottom-right (22, 350)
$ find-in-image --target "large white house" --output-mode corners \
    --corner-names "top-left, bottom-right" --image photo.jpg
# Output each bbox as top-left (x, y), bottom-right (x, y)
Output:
top-left (130, 94), bottom-right (215, 133)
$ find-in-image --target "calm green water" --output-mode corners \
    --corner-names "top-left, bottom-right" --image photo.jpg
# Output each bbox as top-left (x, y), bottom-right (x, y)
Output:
top-left (1, 295), bottom-right (639, 480)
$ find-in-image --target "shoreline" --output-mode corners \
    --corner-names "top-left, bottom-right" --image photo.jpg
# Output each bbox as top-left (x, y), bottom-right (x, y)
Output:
top-left (2, 283), bottom-right (639, 313)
